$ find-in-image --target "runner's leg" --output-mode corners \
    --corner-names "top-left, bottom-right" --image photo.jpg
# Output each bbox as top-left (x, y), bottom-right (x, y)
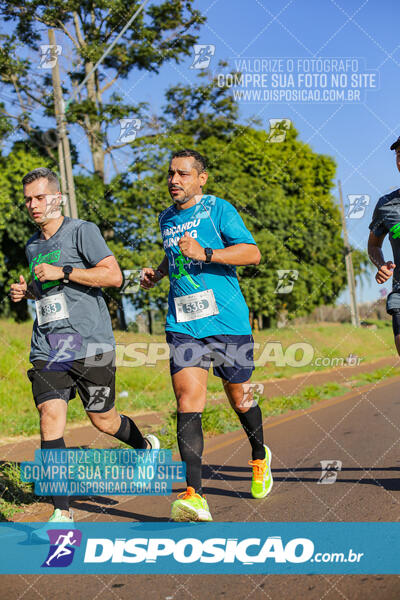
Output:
top-left (37, 398), bottom-right (69, 515)
top-left (223, 378), bottom-right (273, 498)
top-left (392, 313), bottom-right (400, 355)
top-left (223, 380), bottom-right (265, 460)
top-left (172, 367), bottom-right (208, 494)
top-left (88, 407), bottom-right (148, 449)
top-left (76, 351), bottom-right (150, 449)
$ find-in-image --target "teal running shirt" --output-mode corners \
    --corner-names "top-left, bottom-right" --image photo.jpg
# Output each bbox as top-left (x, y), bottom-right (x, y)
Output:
top-left (159, 195), bottom-right (256, 337)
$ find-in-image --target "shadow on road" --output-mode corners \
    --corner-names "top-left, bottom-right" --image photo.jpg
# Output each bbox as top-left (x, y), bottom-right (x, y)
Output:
top-left (203, 464), bottom-right (400, 491)
top-left (70, 499), bottom-right (171, 522)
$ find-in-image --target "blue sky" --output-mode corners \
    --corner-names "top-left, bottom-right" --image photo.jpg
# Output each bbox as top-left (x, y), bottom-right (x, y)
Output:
top-left (4, 0), bottom-right (400, 307)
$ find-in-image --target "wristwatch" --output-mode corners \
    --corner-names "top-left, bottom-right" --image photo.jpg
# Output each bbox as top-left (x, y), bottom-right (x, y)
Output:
top-left (204, 248), bottom-right (213, 263)
top-left (62, 265), bottom-right (73, 284)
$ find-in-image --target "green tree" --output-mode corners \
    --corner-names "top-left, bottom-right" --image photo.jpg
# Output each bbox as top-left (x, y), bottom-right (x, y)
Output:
top-left (0, 1), bottom-right (205, 326)
top-left (0, 1), bottom-right (205, 179)
top-left (0, 139), bottom-right (54, 320)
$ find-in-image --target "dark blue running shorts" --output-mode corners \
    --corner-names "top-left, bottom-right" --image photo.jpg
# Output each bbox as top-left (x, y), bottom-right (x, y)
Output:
top-left (166, 331), bottom-right (255, 383)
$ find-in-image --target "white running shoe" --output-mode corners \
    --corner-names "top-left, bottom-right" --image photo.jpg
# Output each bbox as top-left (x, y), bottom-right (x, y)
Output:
top-left (143, 433), bottom-right (160, 449)
top-left (31, 509), bottom-right (74, 543)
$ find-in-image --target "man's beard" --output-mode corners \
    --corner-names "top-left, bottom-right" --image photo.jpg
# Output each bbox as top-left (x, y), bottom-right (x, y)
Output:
top-left (173, 194), bottom-right (191, 205)
top-left (170, 189), bottom-right (191, 205)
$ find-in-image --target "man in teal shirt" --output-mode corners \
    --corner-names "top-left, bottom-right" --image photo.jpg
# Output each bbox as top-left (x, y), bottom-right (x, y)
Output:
top-left (142, 149), bottom-right (273, 521)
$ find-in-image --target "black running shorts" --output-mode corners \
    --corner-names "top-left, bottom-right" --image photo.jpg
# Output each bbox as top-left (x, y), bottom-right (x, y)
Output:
top-left (27, 351), bottom-right (116, 412)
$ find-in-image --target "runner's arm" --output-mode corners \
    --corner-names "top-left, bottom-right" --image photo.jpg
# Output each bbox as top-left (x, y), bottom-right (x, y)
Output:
top-left (25, 282), bottom-right (36, 299)
top-left (156, 254), bottom-right (169, 277)
top-left (367, 231), bottom-right (387, 268)
top-left (141, 255), bottom-right (169, 289)
top-left (179, 232), bottom-right (261, 266)
top-left (368, 231), bottom-right (395, 284)
top-left (207, 243), bottom-right (261, 266)
top-left (67, 255), bottom-right (122, 287)
top-left (10, 275), bottom-right (36, 301)
top-left (33, 255), bottom-right (123, 288)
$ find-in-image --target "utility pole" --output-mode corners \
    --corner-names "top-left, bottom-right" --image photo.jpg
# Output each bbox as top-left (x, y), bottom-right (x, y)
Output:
top-left (48, 1), bottom-right (149, 217)
top-left (339, 180), bottom-right (360, 327)
top-left (48, 29), bottom-right (78, 219)
top-left (57, 132), bottom-right (69, 216)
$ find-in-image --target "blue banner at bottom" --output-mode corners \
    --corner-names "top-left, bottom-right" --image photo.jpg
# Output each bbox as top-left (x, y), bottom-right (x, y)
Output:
top-left (0, 522), bottom-right (398, 574)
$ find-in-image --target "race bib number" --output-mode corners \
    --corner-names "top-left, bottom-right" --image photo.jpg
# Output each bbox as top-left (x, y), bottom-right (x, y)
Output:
top-left (35, 292), bottom-right (69, 326)
top-left (174, 289), bottom-right (219, 323)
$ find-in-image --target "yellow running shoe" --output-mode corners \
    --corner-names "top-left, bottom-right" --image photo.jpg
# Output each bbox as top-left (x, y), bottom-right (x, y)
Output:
top-left (249, 445), bottom-right (273, 499)
top-left (171, 487), bottom-right (213, 522)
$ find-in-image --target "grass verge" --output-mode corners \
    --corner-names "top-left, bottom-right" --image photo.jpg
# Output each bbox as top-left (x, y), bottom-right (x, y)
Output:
top-left (0, 461), bottom-right (36, 521)
top-left (0, 318), bottom-right (395, 437)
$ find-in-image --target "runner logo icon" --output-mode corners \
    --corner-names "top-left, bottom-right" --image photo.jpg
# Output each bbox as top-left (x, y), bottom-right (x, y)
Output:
top-left (42, 529), bottom-right (82, 568)
top-left (275, 270), bottom-right (299, 294)
top-left (318, 460), bottom-right (342, 484)
top-left (346, 194), bottom-right (370, 219)
top-left (117, 118), bottom-right (141, 143)
top-left (45, 333), bottom-right (82, 371)
top-left (190, 45), bottom-right (215, 69)
top-left (39, 45), bottom-right (62, 69)
top-left (87, 386), bottom-right (111, 411)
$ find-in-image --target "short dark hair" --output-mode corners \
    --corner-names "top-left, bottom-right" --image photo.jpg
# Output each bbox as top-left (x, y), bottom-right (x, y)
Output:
top-left (22, 167), bottom-right (60, 190)
top-left (170, 149), bottom-right (208, 173)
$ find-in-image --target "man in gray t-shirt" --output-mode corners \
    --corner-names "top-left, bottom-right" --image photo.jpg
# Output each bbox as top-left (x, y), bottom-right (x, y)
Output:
top-left (25, 215), bottom-right (116, 363)
top-left (10, 167), bottom-right (159, 533)
top-left (368, 135), bottom-right (400, 353)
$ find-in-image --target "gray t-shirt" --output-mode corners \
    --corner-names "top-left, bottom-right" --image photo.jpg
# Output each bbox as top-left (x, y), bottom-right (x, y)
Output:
top-left (25, 217), bottom-right (116, 362)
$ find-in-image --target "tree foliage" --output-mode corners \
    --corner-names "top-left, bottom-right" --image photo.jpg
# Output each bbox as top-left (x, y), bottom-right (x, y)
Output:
top-left (0, 138), bottom-right (53, 320)
top-left (0, 0), bottom-right (205, 325)
top-left (0, 0), bottom-right (205, 179)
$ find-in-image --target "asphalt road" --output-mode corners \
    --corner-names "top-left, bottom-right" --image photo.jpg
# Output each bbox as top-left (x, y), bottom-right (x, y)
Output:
top-left (1, 376), bottom-right (400, 599)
